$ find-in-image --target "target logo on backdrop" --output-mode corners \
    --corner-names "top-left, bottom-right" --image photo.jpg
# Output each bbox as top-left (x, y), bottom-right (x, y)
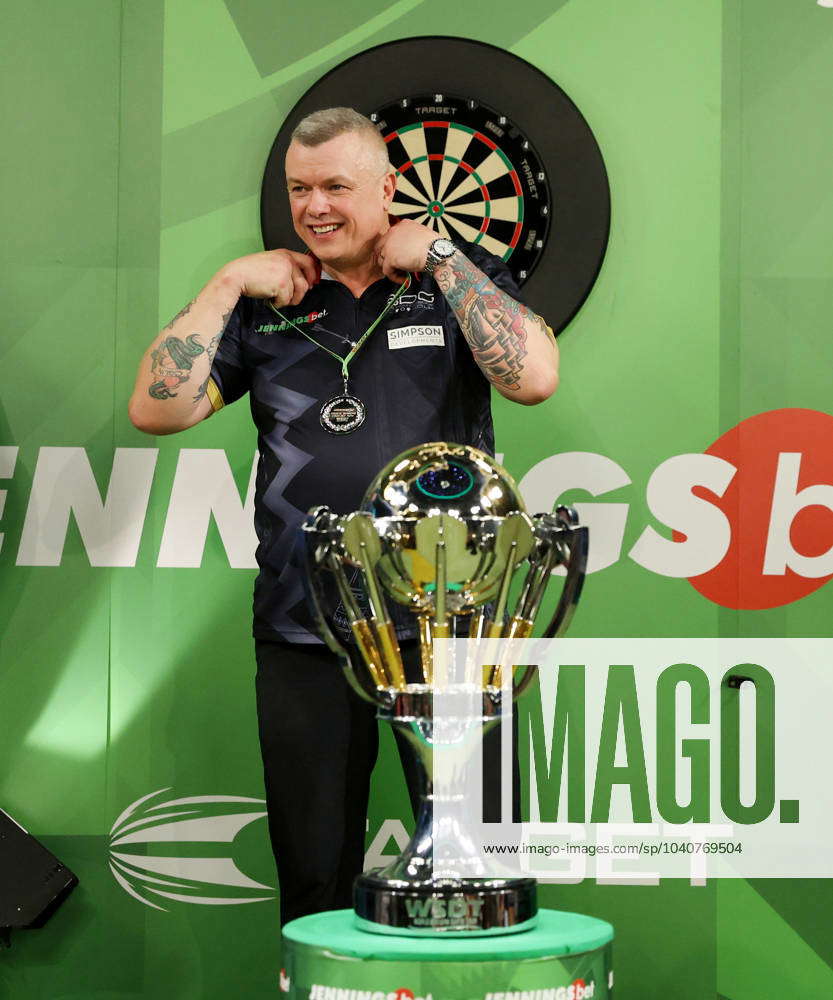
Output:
top-left (261, 37), bottom-right (610, 336)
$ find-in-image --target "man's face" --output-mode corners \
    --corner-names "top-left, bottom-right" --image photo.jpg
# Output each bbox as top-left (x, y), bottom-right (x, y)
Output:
top-left (285, 131), bottom-right (395, 269)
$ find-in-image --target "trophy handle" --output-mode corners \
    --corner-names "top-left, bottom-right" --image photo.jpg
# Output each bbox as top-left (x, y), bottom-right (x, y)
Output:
top-left (512, 507), bottom-right (589, 701)
top-left (544, 528), bottom-right (588, 639)
top-left (302, 508), bottom-right (385, 706)
top-left (543, 516), bottom-right (589, 639)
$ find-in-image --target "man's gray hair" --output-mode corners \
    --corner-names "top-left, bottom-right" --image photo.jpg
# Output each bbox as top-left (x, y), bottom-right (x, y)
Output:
top-left (290, 107), bottom-right (390, 171)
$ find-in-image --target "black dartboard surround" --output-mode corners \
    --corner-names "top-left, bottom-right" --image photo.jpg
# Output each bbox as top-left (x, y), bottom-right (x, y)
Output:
top-left (261, 37), bottom-right (610, 336)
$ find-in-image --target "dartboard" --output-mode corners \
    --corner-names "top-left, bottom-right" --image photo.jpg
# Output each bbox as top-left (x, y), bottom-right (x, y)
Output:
top-left (262, 37), bottom-right (609, 336)
top-left (372, 97), bottom-right (550, 280)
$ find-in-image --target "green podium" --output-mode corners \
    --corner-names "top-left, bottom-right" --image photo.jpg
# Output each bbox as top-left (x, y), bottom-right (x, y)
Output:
top-left (281, 908), bottom-right (614, 999)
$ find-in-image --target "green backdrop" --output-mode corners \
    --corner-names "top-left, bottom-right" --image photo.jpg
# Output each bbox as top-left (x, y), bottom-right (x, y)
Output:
top-left (1, 1), bottom-right (832, 997)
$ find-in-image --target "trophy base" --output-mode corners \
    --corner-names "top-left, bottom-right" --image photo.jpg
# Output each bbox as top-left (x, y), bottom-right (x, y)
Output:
top-left (353, 873), bottom-right (538, 937)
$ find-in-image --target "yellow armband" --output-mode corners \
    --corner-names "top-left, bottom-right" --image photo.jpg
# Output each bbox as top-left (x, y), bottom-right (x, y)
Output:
top-left (206, 377), bottom-right (224, 413)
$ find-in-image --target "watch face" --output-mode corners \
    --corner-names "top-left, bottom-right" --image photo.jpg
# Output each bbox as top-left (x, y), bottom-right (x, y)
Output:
top-left (433, 238), bottom-right (456, 256)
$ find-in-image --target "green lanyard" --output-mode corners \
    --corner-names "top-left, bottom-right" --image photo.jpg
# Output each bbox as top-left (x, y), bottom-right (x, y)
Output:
top-left (268, 275), bottom-right (412, 387)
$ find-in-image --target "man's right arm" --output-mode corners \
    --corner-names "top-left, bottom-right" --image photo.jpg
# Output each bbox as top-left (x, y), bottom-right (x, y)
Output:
top-left (128, 271), bottom-right (240, 435)
top-left (128, 250), bottom-right (318, 435)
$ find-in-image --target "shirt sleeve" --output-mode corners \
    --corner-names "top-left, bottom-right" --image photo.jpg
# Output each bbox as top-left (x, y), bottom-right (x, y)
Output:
top-left (206, 296), bottom-right (251, 411)
top-left (462, 242), bottom-right (527, 303)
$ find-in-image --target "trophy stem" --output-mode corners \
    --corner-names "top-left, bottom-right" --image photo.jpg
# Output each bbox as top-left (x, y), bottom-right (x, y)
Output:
top-left (353, 696), bottom-right (538, 936)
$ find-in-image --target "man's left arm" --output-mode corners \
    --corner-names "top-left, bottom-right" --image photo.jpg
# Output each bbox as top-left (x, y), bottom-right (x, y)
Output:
top-left (432, 249), bottom-right (558, 405)
top-left (376, 220), bottom-right (558, 405)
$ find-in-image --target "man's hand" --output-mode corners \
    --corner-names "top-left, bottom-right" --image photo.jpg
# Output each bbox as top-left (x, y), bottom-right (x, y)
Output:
top-left (221, 249), bottom-right (320, 306)
top-left (374, 219), bottom-right (436, 282)
top-left (129, 249), bottom-right (313, 436)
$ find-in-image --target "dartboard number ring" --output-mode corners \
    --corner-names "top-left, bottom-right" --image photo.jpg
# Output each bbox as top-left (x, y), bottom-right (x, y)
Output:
top-left (371, 95), bottom-right (550, 281)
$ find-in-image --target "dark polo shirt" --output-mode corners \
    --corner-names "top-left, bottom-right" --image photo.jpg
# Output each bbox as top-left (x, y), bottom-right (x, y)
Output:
top-left (208, 244), bottom-right (522, 643)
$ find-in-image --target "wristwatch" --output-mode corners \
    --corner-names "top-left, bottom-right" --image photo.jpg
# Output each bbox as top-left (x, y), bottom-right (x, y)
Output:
top-left (423, 237), bottom-right (457, 275)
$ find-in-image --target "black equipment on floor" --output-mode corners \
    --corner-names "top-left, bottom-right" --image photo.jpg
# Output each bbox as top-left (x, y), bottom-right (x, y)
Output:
top-left (0, 807), bottom-right (78, 944)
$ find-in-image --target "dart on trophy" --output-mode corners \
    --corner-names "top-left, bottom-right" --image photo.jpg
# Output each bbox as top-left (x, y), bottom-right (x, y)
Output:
top-left (303, 442), bottom-right (588, 935)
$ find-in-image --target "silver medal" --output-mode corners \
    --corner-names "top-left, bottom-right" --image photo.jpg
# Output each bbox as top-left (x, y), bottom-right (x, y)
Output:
top-left (320, 393), bottom-right (366, 434)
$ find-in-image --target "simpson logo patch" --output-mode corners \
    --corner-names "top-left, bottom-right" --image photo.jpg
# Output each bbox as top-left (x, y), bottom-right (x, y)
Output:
top-left (387, 325), bottom-right (445, 350)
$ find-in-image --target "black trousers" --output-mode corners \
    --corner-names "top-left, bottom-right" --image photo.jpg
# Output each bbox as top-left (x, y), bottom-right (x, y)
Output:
top-left (255, 639), bottom-right (519, 926)
top-left (255, 639), bottom-right (379, 926)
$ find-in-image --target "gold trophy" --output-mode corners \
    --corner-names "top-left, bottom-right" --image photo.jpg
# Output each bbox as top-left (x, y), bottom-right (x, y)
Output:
top-left (303, 443), bottom-right (588, 935)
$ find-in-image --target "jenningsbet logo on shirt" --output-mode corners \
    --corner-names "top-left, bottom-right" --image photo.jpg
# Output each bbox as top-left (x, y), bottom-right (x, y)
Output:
top-left (256, 309), bottom-right (328, 334)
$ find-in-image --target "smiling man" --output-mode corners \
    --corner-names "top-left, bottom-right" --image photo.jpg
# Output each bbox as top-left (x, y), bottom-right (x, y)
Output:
top-left (129, 107), bottom-right (559, 927)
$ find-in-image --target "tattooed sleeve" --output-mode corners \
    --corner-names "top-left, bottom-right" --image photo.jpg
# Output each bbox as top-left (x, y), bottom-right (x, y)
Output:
top-left (148, 334), bottom-right (205, 400)
top-left (148, 307), bottom-right (233, 402)
top-left (434, 253), bottom-right (547, 392)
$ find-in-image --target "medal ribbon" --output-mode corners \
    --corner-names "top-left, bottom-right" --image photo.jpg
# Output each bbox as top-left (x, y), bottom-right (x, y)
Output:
top-left (268, 275), bottom-right (412, 388)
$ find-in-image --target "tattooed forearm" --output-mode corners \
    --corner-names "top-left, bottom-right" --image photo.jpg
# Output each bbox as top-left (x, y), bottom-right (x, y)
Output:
top-left (148, 333), bottom-right (205, 400)
top-left (149, 306), bottom-right (234, 403)
top-left (434, 254), bottom-right (546, 391)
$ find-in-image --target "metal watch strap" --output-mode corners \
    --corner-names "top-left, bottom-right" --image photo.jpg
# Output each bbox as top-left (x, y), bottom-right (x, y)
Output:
top-left (423, 238), bottom-right (457, 275)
